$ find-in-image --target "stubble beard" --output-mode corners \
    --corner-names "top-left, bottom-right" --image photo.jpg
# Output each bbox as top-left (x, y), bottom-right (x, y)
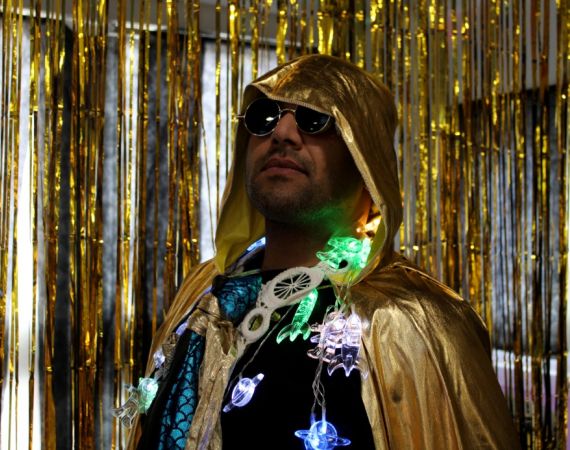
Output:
top-left (246, 177), bottom-right (334, 225)
top-left (245, 173), bottom-right (360, 232)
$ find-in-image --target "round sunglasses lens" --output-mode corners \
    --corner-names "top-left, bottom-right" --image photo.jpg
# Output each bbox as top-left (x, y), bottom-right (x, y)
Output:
top-left (295, 106), bottom-right (331, 133)
top-left (245, 98), bottom-right (280, 135)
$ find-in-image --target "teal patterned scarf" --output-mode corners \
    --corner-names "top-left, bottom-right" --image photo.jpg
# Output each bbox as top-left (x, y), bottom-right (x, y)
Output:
top-left (156, 274), bottom-right (262, 449)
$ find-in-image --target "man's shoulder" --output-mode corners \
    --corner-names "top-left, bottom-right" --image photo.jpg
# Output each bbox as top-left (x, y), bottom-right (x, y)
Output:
top-left (353, 253), bottom-right (489, 349)
top-left (170, 259), bottom-right (219, 308)
top-left (178, 258), bottom-right (219, 291)
top-left (355, 255), bottom-right (517, 449)
top-left (159, 259), bottom-right (219, 332)
top-left (357, 253), bottom-right (463, 307)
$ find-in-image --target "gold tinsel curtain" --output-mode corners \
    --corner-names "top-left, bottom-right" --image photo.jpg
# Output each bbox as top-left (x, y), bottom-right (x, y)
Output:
top-left (0, 1), bottom-right (567, 449)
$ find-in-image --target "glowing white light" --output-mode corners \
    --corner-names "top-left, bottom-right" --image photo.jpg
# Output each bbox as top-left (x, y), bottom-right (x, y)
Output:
top-left (223, 373), bottom-right (264, 412)
top-left (295, 417), bottom-right (351, 449)
top-left (328, 311), bottom-right (363, 377)
top-left (153, 349), bottom-right (166, 368)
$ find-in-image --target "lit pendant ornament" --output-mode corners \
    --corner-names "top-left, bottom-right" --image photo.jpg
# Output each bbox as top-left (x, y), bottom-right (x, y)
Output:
top-left (295, 415), bottom-right (351, 449)
top-left (316, 237), bottom-right (371, 273)
top-left (328, 311), bottom-right (364, 377)
top-left (307, 311), bottom-right (346, 362)
top-left (153, 348), bottom-right (166, 367)
top-left (112, 377), bottom-right (159, 428)
top-left (308, 310), bottom-right (367, 378)
top-left (223, 373), bottom-right (264, 412)
top-left (276, 289), bottom-right (319, 343)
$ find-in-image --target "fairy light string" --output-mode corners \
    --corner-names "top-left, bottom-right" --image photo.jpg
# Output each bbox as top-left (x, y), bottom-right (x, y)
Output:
top-left (115, 236), bottom-right (370, 433)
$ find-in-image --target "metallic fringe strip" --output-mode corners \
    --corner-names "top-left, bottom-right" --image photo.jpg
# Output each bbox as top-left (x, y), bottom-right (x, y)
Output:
top-left (0, 1), bottom-right (567, 448)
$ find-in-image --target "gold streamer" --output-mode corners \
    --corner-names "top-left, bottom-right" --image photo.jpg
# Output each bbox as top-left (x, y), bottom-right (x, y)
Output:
top-left (353, 0), bottom-right (365, 68)
top-left (42, 1), bottom-right (66, 447)
top-left (152, 0), bottom-right (164, 332)
top-left (288, 0), bottom-right (298, 60)
top-left (555, 1), bottom-right (569, 447)
top-left (276, 0), bottom-right (288, 64)
top-left (512, 0), bottom-right (526, 439)
top-left (70, 0), bottom-right (107, 446)
top-left (249, 0), bottom-right (260, 79)
top-left (228, 0), bottom-right (239, 177)
top-left (298, 0), bottom-right (307, 54)
top-left (28, 0), bottom-right (42, 445)
top-left (1, 0), bottom-right (24, 446)
top-left (214, 0), bottom-right (221, 218)
top-left (0, 0), bottom-right (11, 436)
top-left (114, 0), bottom-right (129, 445)
top-left (369, 0), bottom-right (383, 76)
top-left (306, 0), bottom-right (316, 55)
top-left (182, 0), bottom-right (202, 270)
top-left (259, 0), bottom-right (273, 59)
top-left (135, 0), bottom-right (151, 353)
top-left (164, 0), bottom-right (178, 313)
top-left (317, 0), bottom-right (333, 56)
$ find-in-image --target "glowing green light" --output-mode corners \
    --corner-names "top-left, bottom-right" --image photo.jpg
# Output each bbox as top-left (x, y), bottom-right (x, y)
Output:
top-left (137, 377), bottom-right (159, 412)
top-left (276, 289), bottom-right (319, 343)
top-left (316, 237), bottom-right (371, 271)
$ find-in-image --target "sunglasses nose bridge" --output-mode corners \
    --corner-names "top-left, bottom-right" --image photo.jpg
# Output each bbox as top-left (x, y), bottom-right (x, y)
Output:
top-left (272, 107), bottom-right (300, 137)
top-left (276, 106), bottom-right (297, 121)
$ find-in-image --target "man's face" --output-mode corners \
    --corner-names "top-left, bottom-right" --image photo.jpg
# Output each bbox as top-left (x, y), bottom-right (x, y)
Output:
top-left (245, 102), bottom-right (368, 230)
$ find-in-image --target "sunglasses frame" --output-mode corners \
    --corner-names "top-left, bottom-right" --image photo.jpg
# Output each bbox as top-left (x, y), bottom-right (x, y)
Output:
top-left (237, 98), bottom-right (334, 137)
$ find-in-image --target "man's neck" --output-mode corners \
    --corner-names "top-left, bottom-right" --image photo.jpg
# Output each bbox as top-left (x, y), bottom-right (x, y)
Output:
top-left (261, 220), bottom-right (355, 271)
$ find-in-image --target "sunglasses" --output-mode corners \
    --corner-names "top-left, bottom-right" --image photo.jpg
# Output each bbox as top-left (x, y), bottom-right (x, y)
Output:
top-left (237, 97), bottom-right (334, 136)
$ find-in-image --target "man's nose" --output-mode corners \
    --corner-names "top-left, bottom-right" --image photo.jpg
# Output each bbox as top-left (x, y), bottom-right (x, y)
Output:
top-left (271, 111), bottom-right (302, 146)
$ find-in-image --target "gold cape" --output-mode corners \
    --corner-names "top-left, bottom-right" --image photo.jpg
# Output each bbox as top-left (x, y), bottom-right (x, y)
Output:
top-left (128, 55), bottom-right (518, 449)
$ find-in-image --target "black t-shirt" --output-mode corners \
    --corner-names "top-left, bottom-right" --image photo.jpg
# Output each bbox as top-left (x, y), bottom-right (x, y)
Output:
top-left (220, 269), bottom-right (375, 449)
top-left (138, 260), bottom-right (375, 449)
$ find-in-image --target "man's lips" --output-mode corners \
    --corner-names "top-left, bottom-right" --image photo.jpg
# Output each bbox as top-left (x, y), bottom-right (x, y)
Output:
top-left (261, 157), bottom-right (306, 174)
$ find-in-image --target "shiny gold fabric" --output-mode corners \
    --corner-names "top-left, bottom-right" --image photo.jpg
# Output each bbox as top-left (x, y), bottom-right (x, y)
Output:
top-left (354, 256), bottom-right (517, 448)
top-left (215, 55), bottom-right (399, 277)
top-left (131, 54), bottom-right (518, 449)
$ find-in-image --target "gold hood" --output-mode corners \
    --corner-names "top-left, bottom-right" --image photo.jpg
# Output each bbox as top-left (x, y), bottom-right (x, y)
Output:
top-left (214, 54), bottom-right (402, 280)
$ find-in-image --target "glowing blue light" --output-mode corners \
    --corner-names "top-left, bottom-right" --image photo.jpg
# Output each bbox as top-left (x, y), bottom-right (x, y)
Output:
top-left (175, 322), bottom-right (188, 335)
top-left (246, 237), bottom-right (266, 252)
top-left (153, 348), bottom-right (166, 368)
top-left (295, 417), bottom-right (351, 449)
top-left (223, 373), bottom-right (264, 412)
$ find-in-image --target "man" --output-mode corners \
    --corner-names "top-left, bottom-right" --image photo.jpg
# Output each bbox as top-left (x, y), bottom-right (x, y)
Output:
top-left (124, 54), bottom-right (518, 449)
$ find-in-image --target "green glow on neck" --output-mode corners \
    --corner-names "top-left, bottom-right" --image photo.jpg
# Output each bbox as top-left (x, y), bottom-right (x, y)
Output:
top-left (316, 236), bottom-right (371, 271)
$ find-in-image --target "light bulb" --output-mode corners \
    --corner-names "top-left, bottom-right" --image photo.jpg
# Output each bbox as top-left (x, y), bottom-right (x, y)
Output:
top-left (153, 348), bottom-right (165, 368)
top-left (328, 311), bottom-right (363, 377)
top-left (316, 237), bottom-right (371, 272)
top-left (223, 373), bottom-right (264, 412)
top-left (276, 289), bottom-right (319, 343)
top-left (295, 416), bottom-right (351, 449)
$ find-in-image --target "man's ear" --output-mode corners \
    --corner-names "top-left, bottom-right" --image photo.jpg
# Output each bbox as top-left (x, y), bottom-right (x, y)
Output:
top-left (354, 187), bottom-right (374, 236)
top-left (359, 196), bottom-right (380, 233)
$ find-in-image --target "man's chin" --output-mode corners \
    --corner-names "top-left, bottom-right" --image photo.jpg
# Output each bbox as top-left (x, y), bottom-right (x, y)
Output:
top-left (253, 171), bottom-right (308, 189)
top-left (248, 190), bottom-right (306, 221)
top-left (253, 197), bottom-right (305, 219)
